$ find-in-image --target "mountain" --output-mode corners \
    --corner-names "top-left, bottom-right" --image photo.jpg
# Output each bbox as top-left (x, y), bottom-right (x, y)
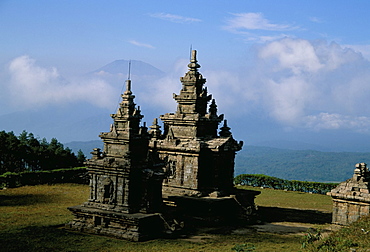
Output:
top-left (92, 60), bottom-right (165, 77)
top-left (65, 140), bottom-right (103, 158)
top-left (235, 145), bottom-right (370, 183)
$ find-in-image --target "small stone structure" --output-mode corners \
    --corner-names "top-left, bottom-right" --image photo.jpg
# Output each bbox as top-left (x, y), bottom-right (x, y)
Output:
top-left (67, 80), bottom-right (165, 241)
top-left (67, 50), bottom-right (259, 241)
top-left (328, 163), bottom-right (370, 225)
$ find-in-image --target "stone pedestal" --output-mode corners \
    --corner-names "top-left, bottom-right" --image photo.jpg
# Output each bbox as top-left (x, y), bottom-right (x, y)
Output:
top-left (328, 163), bottom-right (370, 225)
top-left (166, 189), bottom-right (260, 225)
top-left (67, 205), bottom-right (163, 241)
top-left (331, 199), bottom-right (370, 225)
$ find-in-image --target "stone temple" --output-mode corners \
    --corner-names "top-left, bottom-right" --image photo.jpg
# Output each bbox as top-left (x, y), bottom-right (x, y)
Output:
top-left (328, 163), bottom-right (370, 225)
top-left (67, 50), bottom-right (259, 241)
top-left (149, 50), bottom-right (243, 197)
top-left (67, 79), bottom-right (165, 241)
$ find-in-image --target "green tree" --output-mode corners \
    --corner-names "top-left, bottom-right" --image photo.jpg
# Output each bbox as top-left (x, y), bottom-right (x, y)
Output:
top-left (0, 131), bottom-right (24, 174)
top-left (76, 149), bottom-right (86, 166)
top-left (0, 131), bottom-right (81, 175)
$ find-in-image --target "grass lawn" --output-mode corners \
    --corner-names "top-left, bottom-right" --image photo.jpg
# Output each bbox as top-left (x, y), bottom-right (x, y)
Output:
top-left (0, 184), bottom-right (336, 252)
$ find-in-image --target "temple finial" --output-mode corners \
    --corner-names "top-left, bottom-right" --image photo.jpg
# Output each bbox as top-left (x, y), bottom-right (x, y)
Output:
top-left (188, 50), bottom-right (200, 71)
top-left (128, 60), bottom-right (131, 80)
top-left (125, 79), bottom-right (132, 94)
top-left (149, 118), bottom-right (162, 139)
top-left (219, 119), bottom-right (232, 137)
top-left (124, 60), bottom-right (132, 94)
top-left (209, 99), bottom-right (217, 117)
top-left (191, 50), bottom-right (197, 62)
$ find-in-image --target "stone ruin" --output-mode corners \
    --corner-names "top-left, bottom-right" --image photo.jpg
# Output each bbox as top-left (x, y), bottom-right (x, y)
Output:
top-left (328, 162), bottom-right (370, 225)
top-left (67, 50), bottom-right (259, 241)
top-left (150, 50), bottom-right (242, 197)
top-left (67, 78), bottom-right (165, 241)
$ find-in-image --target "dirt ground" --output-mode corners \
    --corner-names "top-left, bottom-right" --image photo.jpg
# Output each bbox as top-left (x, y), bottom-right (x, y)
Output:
top-left (181, 206), bottom-right (341, 243)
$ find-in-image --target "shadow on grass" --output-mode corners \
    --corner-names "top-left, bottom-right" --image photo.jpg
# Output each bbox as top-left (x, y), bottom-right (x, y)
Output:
top-left (0, 224), bottom-right (303, 252)
top-left (0, 194), bottom-right (56, 206)
top-left (0, 225), bottom-right (108, 252)
top-left (258, 206), bottom-right (332, 224)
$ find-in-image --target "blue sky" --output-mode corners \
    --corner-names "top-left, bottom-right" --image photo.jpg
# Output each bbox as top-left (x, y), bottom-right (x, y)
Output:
top-left (2, 1), bottom-right (370, 148)
top-left (3, 0), bottom-right (370, 73)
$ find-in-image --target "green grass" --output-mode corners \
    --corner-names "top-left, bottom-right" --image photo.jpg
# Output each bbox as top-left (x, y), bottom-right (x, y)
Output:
top-left (239, 185), bottom-right (333, 212)
top-left (0, 184), bottom-right (338, 251)
top-left (306, 215), bottom-right (370, 252)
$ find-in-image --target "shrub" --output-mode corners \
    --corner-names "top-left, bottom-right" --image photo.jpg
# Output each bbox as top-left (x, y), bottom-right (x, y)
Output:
top-left (0, 167), bottom-right (88, 188)
top-left (234, 174), bottom-right (338, 194)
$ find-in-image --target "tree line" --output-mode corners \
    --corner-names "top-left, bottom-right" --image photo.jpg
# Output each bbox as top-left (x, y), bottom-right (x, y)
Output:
top-left (0, 130), bottom-right (85, 175)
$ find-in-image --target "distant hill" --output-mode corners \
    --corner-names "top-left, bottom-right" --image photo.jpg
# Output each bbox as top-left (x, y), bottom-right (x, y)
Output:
top-left (0, 105), bottom-right (112, 143)
top-left (65, 140), bottom-right (103, 158)
top-left (235, 145), bottom-right (370, 183)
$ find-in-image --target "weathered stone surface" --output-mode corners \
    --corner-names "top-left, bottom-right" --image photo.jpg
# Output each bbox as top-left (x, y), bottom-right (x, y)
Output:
top-left (168, 188), bottom-right (260, 225)
top-left (67, 205), bottom-right (163, 241)
top-left (149, 50), bottom-right (243, 197)
top-left (67, 79), bottom-right (165, 240)
top-left (328, 162), bottom-right (370, 225)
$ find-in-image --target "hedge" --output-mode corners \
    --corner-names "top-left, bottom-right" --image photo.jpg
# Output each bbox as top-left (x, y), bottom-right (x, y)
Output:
top-left (234, 174), bottom-right (338, 194)
top-left (0, 167), bottom-right (88, 189)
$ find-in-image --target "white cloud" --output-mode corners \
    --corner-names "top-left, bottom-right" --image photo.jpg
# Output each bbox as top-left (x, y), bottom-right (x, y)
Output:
top-left (137, 58), bottom-right (188, 111)
top-left (199, 38), bottom-right (370, 133)
top-left (149, 13), bottom-right (201, 24)
top-left (129, 40), bottom-right (155, 49)
top-left (258, 38), bottom-right (323, 74)
top-left (309, 16), bottom-right (323, 23)
top-left (7, 55), bottom-right (116, 109)
top-left (224, 13), bottom-right (298, 32)
top-left (127, 39), bottom-right (370, 134)
top-left (223, 13), bottom-right (299, 43)
top-left (252, 38), bottom-right (370, 130)
top-left (305, 113), bottom-right (370, 132)
top-left (344, 44), bottom-right (370, 61)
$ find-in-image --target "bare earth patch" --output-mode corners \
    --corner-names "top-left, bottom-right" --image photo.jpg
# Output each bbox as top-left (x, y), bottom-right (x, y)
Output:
top-left (248, 222), bottom-right (340, 235)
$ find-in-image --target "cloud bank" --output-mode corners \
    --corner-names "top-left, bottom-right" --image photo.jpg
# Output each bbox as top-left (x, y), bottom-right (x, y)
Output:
top-left (5, 38), bottom-right (370, 135)
top-left (204, 38), bottom-right (370, 133)
top-left (6, 55), bottom-right (116, 110)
